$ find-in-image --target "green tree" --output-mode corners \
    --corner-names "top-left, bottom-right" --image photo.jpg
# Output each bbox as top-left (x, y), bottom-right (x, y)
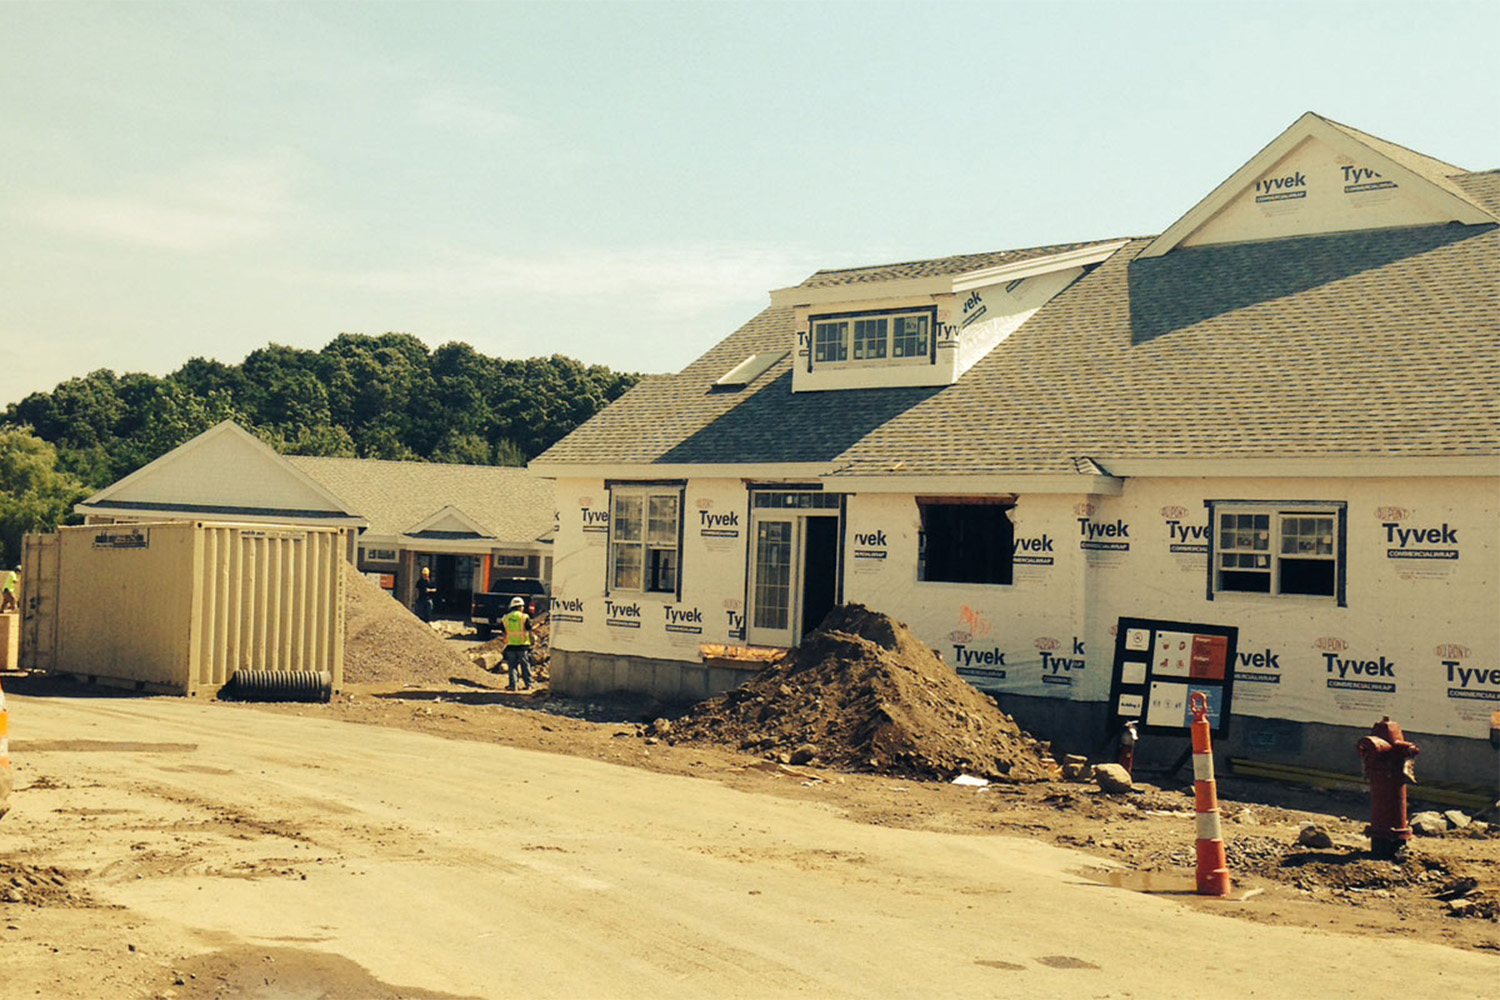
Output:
top-left (0, 427), bottom-right (88, 566)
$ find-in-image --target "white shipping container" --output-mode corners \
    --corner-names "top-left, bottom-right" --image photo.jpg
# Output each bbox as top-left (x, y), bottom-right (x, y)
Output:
top-left (22, 522), bottom-right (346, 697)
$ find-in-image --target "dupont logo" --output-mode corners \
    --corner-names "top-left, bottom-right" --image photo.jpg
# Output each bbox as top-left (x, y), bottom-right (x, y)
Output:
top-left (551, 595), bottom-right (585, 624)
top-left (1374, 506), bottom-right (1412, 522)
top-left (1313, 637), bottom-right (1349, 653)
top-left (1034, 637), bottom-right (1061, 652)
top-left (1435, 644), bottom-right (1471, 659)
top-left (949, 630), bottom-right (973, 644)
top-left (1324, 646), bottom-right (1397, 694)
top-left (1073, 501), bottom-right (1096, 518)
top-left (1160, 505), bottom-right (1189, 520)
top-left (697, 498), bottom-right (713, 510)
top-left (1383, 521), bottom-right (1459, 561)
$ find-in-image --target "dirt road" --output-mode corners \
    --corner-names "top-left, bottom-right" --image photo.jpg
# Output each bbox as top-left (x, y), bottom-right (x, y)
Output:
top-left (1, 691), bottom-right (1496, 999)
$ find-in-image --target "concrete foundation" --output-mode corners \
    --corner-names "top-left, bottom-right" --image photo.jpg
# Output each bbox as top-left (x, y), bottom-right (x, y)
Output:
top-left (989, 691), bottom-right (1499, 794)
top-left (551, 648), bottom-right (760, 704)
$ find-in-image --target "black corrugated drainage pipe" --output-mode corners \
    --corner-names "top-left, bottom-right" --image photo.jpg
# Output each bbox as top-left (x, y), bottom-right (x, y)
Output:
top-left (223, 670), bottom-right (333, 703)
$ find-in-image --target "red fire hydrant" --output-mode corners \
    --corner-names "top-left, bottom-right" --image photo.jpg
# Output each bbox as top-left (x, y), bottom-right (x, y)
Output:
top-left (1357, 716), bottom-right (1420, 859)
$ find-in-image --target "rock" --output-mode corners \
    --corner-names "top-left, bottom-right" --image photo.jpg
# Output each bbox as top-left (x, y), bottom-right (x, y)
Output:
top-left (1410, 811), bottom-right (1448, 836)
top-left (1443, 809), bottom-right (1471, 829)
top-left (789, 743), bottom-right (819, 765)
top-left (1063, 754), bottom-right (1089, 767)
top-left (1094, 763), bottom-right (1136, 794)
top-left (1446, 898), bottom-right (1473, 916)
top-left (1061, 762), bottom-right (1093, 782)
top-left (650, 718), bottom-right (673, 736)
top-left (1297, 823), bottom-right (1334, 849)
top-left (1234, 808), bottom-right (1259, 825)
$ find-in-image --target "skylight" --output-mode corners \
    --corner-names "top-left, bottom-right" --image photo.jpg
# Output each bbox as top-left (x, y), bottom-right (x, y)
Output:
top-left (715, 351), bottom-right (786, 388)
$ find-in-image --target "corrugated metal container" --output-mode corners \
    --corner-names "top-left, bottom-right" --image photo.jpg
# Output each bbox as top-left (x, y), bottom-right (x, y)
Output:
top-left (23, 522), bottom-right (346, 697)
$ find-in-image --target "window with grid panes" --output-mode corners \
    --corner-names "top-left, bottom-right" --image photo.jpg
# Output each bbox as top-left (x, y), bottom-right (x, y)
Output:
top-left (1212, 504), bottom-right (1341, 598)
top-left (812, 320), bottom-right (848, 363)
top-left (609, 489), bottom-right (680, 593)
top-left (809, 309), bottom-right (932, 366)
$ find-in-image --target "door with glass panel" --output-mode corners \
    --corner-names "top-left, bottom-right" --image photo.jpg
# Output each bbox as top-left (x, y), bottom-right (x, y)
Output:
top-left (746, 491), bottom-right (842, 648)
top-left (748, 518), bottom-right (797, 647)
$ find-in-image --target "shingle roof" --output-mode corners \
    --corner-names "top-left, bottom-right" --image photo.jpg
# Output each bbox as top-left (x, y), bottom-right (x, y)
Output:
top-left (536, 220), bottom-right (1498, 475)
top-left (287, 457), bottom-right (555, 543)
top-left (797, 239), bottom-right (1131, 289)
top-left (835, 222), bottom-right (1499, 475)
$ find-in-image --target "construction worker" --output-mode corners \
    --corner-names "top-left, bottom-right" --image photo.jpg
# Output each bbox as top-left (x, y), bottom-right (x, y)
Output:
top-left (412, 566), bottom-right (437, 623)
top-left (501, 596), bottom-right (534, 691)
top-left (0, 565), bottom-right (18, 614)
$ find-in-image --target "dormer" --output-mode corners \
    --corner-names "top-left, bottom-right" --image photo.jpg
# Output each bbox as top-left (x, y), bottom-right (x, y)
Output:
top-left (769, 240), bottom-right (1128, 392)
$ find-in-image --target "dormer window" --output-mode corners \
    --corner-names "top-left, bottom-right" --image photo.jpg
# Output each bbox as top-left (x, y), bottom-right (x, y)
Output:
top-left (810, 307), bottom-right (936, 368)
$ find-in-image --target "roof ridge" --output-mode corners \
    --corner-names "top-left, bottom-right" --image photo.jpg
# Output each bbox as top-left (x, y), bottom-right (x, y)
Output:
top-left (289, 454), bottom-right (531, 473)
top-left (806, 237), bottom-right (1136, 279)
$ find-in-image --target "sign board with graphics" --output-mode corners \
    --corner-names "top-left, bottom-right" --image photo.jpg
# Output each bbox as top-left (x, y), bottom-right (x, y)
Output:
top-left (1110, 617), bottom-right (1238, 736)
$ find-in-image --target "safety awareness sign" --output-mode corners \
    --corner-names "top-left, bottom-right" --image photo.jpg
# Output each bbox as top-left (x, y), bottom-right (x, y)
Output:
top-left (1110, 617), bottom-right (1239, 736)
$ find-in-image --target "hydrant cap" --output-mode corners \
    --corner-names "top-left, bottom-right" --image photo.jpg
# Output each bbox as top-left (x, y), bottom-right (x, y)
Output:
top-left (1370, 716), bottom-right (1405, 744)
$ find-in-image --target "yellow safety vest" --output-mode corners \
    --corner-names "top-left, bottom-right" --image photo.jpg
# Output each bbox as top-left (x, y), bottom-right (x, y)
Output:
top-left (503, 610), bottom-right (532, 647)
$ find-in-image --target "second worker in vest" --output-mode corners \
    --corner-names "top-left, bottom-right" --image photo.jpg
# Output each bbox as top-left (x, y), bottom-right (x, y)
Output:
top-left (501, 596), bottom-right (534, 691)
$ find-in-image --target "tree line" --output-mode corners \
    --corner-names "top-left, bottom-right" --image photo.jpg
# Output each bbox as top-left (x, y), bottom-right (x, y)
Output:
top-left (0, 333), bottom-right (640, 564)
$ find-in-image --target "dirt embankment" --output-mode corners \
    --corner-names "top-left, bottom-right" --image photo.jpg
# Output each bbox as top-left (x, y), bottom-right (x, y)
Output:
top-left (670, 605), bottom-right (1060, 782)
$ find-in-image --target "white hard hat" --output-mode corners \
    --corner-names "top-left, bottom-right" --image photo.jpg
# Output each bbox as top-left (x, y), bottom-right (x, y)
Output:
top-left (509, 596), bottom-right (525, 608)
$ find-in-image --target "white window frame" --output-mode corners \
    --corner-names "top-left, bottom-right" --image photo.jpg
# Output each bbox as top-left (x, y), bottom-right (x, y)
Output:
top-left (361, 547), bottom-right (398, 563)
top-left (1208, 501), bottom-right (1346, 606)
top-left (607, 483), bottom-right (683, 596)
top-left (809, 308), bottom-right (934, 369)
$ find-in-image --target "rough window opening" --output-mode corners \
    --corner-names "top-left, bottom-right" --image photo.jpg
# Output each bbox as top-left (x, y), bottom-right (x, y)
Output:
top-left (917, 498), bottom-right (1015, 585)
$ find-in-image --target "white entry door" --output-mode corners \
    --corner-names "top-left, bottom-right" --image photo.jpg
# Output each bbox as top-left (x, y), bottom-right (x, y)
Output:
top-left (747, 517), bottom-right (797, 648)
top-left (745, 504), bottom-right (841, 649)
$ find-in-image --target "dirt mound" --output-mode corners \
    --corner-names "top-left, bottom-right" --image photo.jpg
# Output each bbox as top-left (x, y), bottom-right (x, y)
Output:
top-left (1, 862), bottom-right (92, 908)
top-left (671, 605), bottom-right (1059, 782)
top-left (341, 564), bottom-right (493, 687)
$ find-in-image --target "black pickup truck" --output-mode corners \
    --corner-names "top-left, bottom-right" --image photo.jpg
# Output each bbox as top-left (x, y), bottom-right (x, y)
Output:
top-left (470, 578), bottom-right (550, 639)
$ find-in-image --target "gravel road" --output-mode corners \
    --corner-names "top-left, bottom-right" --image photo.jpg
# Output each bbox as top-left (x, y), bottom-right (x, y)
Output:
top-left (1, 692), bottom-right (1495, 999)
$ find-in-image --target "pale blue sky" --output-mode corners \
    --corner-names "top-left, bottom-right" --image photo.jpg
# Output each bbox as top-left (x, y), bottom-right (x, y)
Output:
top-left (3, 1), bottom-right (1496, 406)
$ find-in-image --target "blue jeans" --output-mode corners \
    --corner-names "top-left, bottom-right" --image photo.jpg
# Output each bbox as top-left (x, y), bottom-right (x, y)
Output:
top-left (504, 646), bottom-right (532, 689)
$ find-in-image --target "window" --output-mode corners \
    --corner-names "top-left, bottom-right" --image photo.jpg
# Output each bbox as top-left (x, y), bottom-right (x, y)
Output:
top-left (810, 308), bottom-right (934, 366)
top-left (362, 548), bottom-right (397, 563)
top-left (609, 487), bottom-right (681, 594)
top-left (853, 318), bottom-right (887, 360)
top-left (813, 320), bottom-right (848, 363)
top-left (917, 499), bottom-right (1014, 585)
top-left (1210, 502), bottom-right (1345, 602)
top-left (890, 314), bottom-right (930, 358)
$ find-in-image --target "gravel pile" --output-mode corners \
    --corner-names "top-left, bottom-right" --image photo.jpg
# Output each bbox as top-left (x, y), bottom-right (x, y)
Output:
top-left (341, 563), bottom-right (492, 687)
